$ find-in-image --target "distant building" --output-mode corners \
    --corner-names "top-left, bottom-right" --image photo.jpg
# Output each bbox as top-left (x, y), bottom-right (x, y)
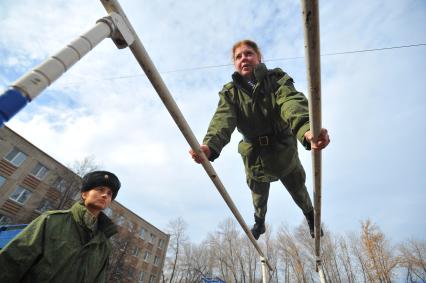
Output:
top-left (0, 126), bottom-right (169, 283)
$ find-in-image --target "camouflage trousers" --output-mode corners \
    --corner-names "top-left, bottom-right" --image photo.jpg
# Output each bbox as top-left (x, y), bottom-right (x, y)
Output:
top-left (247, 161), bottom-right (313, 220)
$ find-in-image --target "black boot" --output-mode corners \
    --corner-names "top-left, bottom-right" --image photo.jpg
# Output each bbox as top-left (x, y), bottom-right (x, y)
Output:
top-left (251, 215), bottom-right (266, 240)
top-left (304, 210), bottom-right (324, 238)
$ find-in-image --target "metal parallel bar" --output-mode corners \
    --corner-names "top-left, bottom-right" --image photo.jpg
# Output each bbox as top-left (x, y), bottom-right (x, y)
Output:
top-left (0, 20), bottom-right (114, 126)
top-left (99, 0), bottom-right (274, 271)
top-left (13, 21), bottom-right (113, 101)
top-left (300, 0), bottom-right (326, 282)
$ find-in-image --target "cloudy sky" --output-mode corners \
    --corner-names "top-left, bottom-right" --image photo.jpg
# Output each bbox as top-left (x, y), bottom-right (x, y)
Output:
top-left (1, 0), bottom-right (425, 245)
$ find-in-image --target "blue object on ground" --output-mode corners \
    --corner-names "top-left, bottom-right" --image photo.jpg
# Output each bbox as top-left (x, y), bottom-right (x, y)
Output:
top-left (201, 277), bottom-right (226, 283)
top-left (0, 224), bottom-right (28, 248)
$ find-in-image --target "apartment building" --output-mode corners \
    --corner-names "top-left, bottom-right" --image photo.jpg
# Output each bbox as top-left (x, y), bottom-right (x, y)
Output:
top-left (0, 126), bottom-right (169, 283)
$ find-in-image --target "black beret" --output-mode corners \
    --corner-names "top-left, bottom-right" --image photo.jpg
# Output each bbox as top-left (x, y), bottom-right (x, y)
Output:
top-left (81, 171), bottom-right (121, 200)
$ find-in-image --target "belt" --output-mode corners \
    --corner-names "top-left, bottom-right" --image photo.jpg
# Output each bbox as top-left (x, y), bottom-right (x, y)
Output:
top-left (243, 134), bottom-right (277, 146)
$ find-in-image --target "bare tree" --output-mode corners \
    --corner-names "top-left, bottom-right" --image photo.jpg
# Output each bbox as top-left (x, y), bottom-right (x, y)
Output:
top-left (319, 231), bottom-right (344, 283)
top-left (70, 156), bottom-right (99, 177)
top-left (107, 218), bottom-right (139, 282)
top-left (276, 225), bottom-right (309, 283)
top-left (200, 232), bottom-right (228, 282)
top-left (398, 239), bottom-right (426, 282)
top-left (162, 217), bottom-right (188, 283)
top-left (348, 231), bottom-right (372, 282)
top-left (199, 234), bottom-right (221, 279)
top-left (177, 242), bottom-right (211, 282)
top-left (158, 216), bottom-right (426, 283)
top-left (218, 218), bottom-right (241, 282)
top-left (360, 220), bottom-right (398, 283)
top-left (337, 235), bottom-right (357, 283)
top-left (260, 223), bottom-right (280, 283)
top-left (241, 235), bottom-right (259, 283)
top-left (54, 155), bottom-right (99, 209)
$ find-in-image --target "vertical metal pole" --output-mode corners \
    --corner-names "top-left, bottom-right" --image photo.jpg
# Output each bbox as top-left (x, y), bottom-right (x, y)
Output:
top-left (300, 1), bottom-right (326, 282)
top-left (301, 0), bottom-right (322, 252)
top-left (261, 257), bottom-right (268, 283)
top-left (318, 265), bottom-right (327, 283)
top-left (100, 0), bottom-right (274, 272)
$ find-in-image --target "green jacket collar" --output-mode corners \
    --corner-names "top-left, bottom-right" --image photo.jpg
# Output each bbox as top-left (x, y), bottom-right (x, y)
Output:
top-left (253, 63), bottom-right (268, 82)
top-left (71, 202), bottom-right (117, 238)
top-left (232, 63), bottom-right (268, 92)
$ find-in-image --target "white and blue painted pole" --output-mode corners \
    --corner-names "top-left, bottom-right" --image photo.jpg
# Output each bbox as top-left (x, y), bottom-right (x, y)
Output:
top-left (0, 89), bottom-right (29, 125)
top-left (0, 12), bottom-right (133, 127)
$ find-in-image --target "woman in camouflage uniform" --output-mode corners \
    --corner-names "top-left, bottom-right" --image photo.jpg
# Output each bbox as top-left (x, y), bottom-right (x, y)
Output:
top-left (190, 40), bottom-right (330, 240)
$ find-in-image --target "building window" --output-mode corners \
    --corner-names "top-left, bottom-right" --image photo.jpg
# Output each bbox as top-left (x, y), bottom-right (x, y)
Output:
top-left (0, 175), bottom-right (6, 187)
top-left (104, 207), bottom-right (113, 217)
top-left (30, 162), bottom-right (49, 180)
top-left (143, 251), bottom-right (151, 262)
top-left (53, 177), bottom-right (67, 192)
top-left (36, 199), bottom-right (54, 213)
top-left (4, 147), bottom-right (27, 167)
top-left (127, 220), bottom-right (135, 231)
top-left (115, 215), bottom-right (125, 226)
top-left (140, 227), bottom-right (146, 240)
top-left (0, 214), bottom-right (13, 225)
top-left (154, 255), bottom-right (160, 266)
top-left (149, 233), bottom-right (156, 244)
top-left (9, 186), bottom-right (32, 204)
top-left (158, 238), bottom-right (165, 249)
top-left (127, 267), bottom-right (135, 280)
top-left (131, 246), bottom-right (140, 257)
top-left (148, 275), bottom-right (156, 283)
top-left (138, 271), bottom-right (145, 282)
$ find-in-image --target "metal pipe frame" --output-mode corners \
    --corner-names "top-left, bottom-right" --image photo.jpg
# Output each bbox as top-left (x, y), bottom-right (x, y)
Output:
top-left (300, 0), bottom-right (327, 282)
top-left (0, 12), bottom-right (133, 126)
top-left (100, 0), bottom-right (274, 272)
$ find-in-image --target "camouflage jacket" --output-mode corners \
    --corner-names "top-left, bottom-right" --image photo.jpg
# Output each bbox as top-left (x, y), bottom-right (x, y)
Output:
top-left (203, 63), bottom-right (311, 182)
top-left (0, 201), bottom-right (117, 283)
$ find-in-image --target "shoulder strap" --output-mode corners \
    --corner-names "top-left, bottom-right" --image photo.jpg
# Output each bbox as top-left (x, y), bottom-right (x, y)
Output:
top-left (219, 81), bottom-right (241, 121)
top-left (268, 68), bottom-right (290, 92)
top-left (223, 81), bottom-right (233, 91)
top-left (221, 81), bottom-right (239, 105)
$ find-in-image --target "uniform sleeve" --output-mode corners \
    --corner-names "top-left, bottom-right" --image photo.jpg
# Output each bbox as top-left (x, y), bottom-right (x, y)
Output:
top-left (0, 215), bottom-right (47, 281)
top-left (202, 88), bottom-right (237, 161)
top-left (93, 257), bottom-right (109, 283)
top-left (274, 72), bottom-right (311, 150)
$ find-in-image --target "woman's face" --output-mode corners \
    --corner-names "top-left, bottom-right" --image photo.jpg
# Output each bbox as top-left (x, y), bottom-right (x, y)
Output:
top-left (233, 44), bottom-right (261, 78)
